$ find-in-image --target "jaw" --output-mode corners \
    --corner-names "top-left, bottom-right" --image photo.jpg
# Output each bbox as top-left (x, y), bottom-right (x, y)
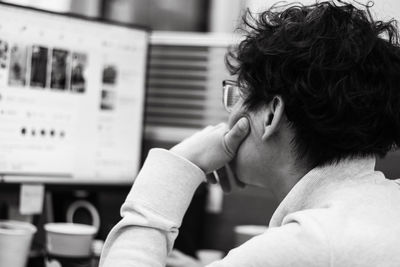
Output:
top-left (232, 148), bottom-right (275, 189)
top-left (232, 136), bottom-right (302, 202)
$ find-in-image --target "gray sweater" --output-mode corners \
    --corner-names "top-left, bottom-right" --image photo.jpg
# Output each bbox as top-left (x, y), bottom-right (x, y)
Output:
top-left (100, 148), bottom-right (400, 267)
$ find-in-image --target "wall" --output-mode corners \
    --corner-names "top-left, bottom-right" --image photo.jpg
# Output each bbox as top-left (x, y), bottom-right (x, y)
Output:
top-left (103, 0), bottom-right (209, 31)
top-left (246, 0), bottom-right (400, 21)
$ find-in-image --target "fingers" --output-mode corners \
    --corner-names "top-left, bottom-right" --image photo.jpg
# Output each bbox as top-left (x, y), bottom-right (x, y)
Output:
top-left (206, 171), bottom-right (219, 184)
top-left (216, 165), bottom-right (245, 193)
top-left (166, 250), bottom-right (202, 267)
top-left (223, 117), bottom-right (250, 157)
top-left (217, 167), bottom-right (232, 193)
top-left (225, 163), bottom-right (246, 189)
top-left (168, 249), bottom-right (184, 259)
top-left (166, 250), bottom-right (184, 267)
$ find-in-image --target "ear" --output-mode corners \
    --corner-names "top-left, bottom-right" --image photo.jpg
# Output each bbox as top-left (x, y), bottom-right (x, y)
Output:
top-left (261, 96), bottom-right (285, 141)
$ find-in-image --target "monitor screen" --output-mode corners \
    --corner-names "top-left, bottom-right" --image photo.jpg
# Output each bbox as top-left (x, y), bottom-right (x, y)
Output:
top-left (0, 4), bottom-right (148, 183)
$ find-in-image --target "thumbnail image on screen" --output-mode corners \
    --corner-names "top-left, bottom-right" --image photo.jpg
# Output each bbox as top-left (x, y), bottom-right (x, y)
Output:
top-left (8, 43), bottom-right (28, 86)
top-left (70, 52), bottom-right (87, 93)
top-left (51, 49), bottom-right (70, 90)
top-left (0, 39), bottom-right (8, 83)
top-left (30, 45), bottom-right (48, 88)
top-left (0, 39), bottom-right (8, 69)
top-left (101, 64), bottom-right (118, 111)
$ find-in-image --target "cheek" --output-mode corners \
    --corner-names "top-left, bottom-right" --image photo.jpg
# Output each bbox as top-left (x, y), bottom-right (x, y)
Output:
top-left (232, 129), bottom-right (261, 184)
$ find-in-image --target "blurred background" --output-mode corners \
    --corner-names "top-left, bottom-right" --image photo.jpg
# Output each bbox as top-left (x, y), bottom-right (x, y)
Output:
top-left (2, 0), bottom-right (400, 31)
top-left (1, 0), bottom-right (400, 266)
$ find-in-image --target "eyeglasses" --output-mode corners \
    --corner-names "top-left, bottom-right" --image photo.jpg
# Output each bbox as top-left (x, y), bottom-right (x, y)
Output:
top-left (222, 80), bottom-right (241, 113)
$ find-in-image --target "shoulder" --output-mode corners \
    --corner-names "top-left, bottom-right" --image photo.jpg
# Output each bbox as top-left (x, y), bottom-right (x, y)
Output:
top-left (282, 180), bottom-right (400, 266)
top-left (213, 216), bottom-right (331, 267)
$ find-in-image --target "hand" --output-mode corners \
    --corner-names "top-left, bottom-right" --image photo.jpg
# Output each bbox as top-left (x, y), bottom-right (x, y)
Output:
top-left (166, 250), bottom-right (203, 267)
top-left (170, 118), bottom-right (250, 174)
top-left (212, 163), bottom-right (246, 193)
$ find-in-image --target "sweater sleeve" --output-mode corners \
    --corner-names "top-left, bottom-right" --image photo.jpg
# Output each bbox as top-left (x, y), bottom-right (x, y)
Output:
top-left (99, 148), bottom-right (205, 267)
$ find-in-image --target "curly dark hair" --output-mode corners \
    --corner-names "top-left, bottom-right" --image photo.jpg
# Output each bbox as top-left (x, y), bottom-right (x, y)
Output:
top-left (226, 0), bottom-right (400, 166)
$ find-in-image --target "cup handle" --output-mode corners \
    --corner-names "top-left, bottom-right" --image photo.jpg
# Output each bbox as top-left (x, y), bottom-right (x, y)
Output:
top-left (66, 200), bottom-right (100, 233)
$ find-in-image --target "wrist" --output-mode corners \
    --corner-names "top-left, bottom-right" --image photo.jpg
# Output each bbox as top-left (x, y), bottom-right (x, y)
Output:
top-left (169, 147), bottom-right (204, 173)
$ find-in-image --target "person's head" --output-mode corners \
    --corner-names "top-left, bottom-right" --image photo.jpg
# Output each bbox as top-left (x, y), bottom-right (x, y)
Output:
top-left (226, 1), bottom-right (400, 190)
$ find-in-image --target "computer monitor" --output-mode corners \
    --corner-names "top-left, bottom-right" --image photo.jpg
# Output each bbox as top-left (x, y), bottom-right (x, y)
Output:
top-left (0, 3), bottom-right (148, 184)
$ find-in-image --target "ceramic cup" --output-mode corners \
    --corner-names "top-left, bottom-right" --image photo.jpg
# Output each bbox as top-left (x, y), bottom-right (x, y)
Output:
top-left (0, 220), bottom-right (37, 267)
top-left (234, 225), bottom-right (268, 246)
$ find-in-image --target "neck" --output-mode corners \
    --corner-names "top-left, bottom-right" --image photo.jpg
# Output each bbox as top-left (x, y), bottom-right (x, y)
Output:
top-left (269, 158), bottom-right (313, 203)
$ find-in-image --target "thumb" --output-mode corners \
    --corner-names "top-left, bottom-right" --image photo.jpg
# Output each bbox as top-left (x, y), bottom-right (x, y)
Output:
top-left (223, 117), bottom-right (250, 157)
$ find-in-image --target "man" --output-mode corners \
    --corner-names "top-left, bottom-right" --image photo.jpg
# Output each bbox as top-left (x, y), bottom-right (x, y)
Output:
top-left (100, 1), bottom-right (400, 266)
